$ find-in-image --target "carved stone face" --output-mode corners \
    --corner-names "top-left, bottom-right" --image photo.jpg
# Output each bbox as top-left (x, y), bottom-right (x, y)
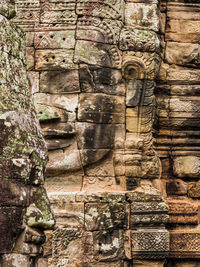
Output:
top-left (11, 0), bottom-right (161, 194)
top-left (0, 112), bottom-right (54, 254)
top-left (22, 0), bottom-right (162, 193)
top-left (38, 66), bottom-right (125, 173)
top-left (32, 12), bottom-right (126, 192)
top-left (0, 12), bottom-right (54, 255)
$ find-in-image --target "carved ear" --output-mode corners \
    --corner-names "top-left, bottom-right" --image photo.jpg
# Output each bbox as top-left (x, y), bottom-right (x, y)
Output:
top-left (122, 52), bottom-right (161, 80)
top-left (122, 59), bottom-right (146, 80)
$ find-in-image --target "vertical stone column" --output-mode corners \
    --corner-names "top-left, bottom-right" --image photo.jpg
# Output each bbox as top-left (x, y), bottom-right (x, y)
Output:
top-left (0, 1), bottom-right (54, 266)
top-left (120, 1), bottom-right (169, 265)
top-left (157, 0), bottom-right (200, 265)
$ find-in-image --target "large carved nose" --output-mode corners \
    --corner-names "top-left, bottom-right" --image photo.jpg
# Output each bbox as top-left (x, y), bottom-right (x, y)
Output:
top-left (24, 186), bottom-right (55, 230)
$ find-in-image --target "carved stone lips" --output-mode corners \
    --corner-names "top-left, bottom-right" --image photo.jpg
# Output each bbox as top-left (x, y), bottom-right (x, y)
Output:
top-left (41, 122), bottom-right (75, 138)
top-left (41, 122), bottom-right (76, 151)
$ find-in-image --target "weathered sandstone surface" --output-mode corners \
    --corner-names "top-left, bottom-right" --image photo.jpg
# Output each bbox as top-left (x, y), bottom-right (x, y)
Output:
top-left (0, 0), bottom-right (199, 266)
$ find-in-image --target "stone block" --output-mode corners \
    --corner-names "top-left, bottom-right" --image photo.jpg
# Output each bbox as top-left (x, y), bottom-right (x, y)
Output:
top-left (0, 159), bottom-right (36, 184)
top-left (188, 181), bottom-right (200, 198)
top-left (41, 122), bottom-right (75, 139)
top-left (94, 262), bottom-right (131, 267)
top-left (47, 258), bottom-right (130, 267)
top-left (51, 228), bottom-right (93, 265)
top-left (84, 152), bottom-right (115, 177)
top-left (119, 27), bottom-right (160, 52)
top-left (126, 80), bottom-right (143, 107)
top-left (125, 0), bottom-right (159, 3)
top-left (13, 8), bottom-right (40, 28)
top-left (25, 31), bottom-right (34, 47)
top-left (13, 228), bottom-right (43, 255)
top-left (45, 172), bottom-right (83, 193)
top-left (173, 156), bottom-right (200, 179)
top-left (126, 108), bottom-right (139, 133)
top-left (47, 149), bottom-right (82, 174)
top-left (79, 149), bottom-right (111, 169)
top-left (36, 105), bottom-right (65, 123)
top-left (48, 192), bottom-right (76, 206)
top-left (34, 93), bottom-right (78, 122)
top-left (170, 96), bottom-right (200, 114)
top-left (52, 228), bottom-right (83, 258)
top-left (76, 0), bottom-right (124, 21)
top-left (167, 68), bottom-right (200, 85)
top-left (40, 70), bottom-right (80, 94)
top-left (40, 10), bottom-right (77, 25)
top-left (131, 229), bottom-right (169, 259)
top-left (40, 2), bottom-right (77, 25)
top-left (126, 186), bottom-right (164, 203)
top-left (166, 20), bottom-right (200, 43)
top-left (45, 138), bottom-right (76, 151)
top-left (34, 30), bottom-right (75, 49)
top-left (126, 107), bottom-right (153, 133)
top-left (85, 202), bottom-right (128, 231)
top-left (52, 202), bottom-right (84, 228)
top-left (77, 17), bottom-right (122, 45)
top-left (35, 49), bottom-right (77, 70)
top-left (126, 177), bottom-right (141, 191)
top-left (166, 0), bottom-right (200, 15)
top-left (15, 0), bottom-right (40, 9)
top-left (93, 230), bottom-right (126, 261)
top-left (75, 122), bottom-right (116, 149)
top-left (74, 40), bottom-right (122, 69)
top-left (168, 11), bottom-right (200, 21)
top-left (165, 42), bottom-right (200, 67)
top-left (125, 3), bottom-right (159, 32)
top-left (166, 180), bottom-right (187, 196)
top-left (170, 85), bottom-right (200, 96)
top-left (79, 64), bottom-right (125, 96)
top-left (47, 257), bottom-right (81, 267)
top-left (88, 178), bottom-right (122, 193)
top-left (124, 230), bottom-right (132, 260)
top-left (25, 186), bottom-right (55, 229)
top-left (166, 199), bottom-right (199, 225)
top-left (40, 0), bottom-right (76, 11)
top-left (130, 202), bottom-right (169, 227)
top-left (169, 231), bottom-right (200, 258)
top-left (78, 93), bottom-right (125, 124)
top-left (160, 12), bottom-right (166, 35)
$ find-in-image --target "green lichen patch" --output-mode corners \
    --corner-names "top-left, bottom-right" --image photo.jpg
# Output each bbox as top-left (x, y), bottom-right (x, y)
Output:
top-left (25, 187), bottom-right (55, 229)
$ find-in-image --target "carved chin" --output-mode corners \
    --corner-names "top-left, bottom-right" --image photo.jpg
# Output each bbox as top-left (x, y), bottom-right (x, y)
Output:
top-left (46, 148), bottom-right (111, 175)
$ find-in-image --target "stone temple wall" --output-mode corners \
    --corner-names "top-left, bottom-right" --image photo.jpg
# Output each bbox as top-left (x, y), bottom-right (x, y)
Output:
top-left (156, 1), bottom-right (200, 266)
top-left (0, 0), bottom-right (200, 266)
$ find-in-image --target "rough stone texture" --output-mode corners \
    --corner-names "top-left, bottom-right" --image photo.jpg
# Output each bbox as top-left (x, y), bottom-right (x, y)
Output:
top-left (2, 0), bottom-right (200, 266)
top-left (0, 1), bottom-right (54, 266)
top-left (156, 0), bottom-right (200, 265)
